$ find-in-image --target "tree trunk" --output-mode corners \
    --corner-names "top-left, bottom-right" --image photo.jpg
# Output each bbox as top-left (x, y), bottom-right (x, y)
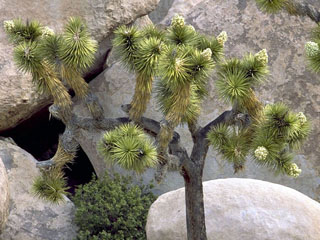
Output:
top-left (184, 166), bottom-right (207, 240)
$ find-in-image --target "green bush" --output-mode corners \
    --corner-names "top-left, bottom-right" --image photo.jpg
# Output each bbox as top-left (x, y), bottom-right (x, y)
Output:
top-left (73, 173), bottom-right (156, 240)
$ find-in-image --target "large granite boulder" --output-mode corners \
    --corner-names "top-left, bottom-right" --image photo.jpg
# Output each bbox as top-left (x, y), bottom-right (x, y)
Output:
top-left (0, 140), bottom-right (77, 240)
top-left (0, 154), bottom-right (9, 232)
top-left (0, 0), bottom-right (160, 132)
top-left (73, 0), bottom-right (320, 199)
top-left (146, 178), bottom-right (320, 240)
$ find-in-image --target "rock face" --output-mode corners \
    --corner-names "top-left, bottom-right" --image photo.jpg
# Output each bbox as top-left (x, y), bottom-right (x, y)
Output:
top-left (0, 140), bottom-right (77, 240)
top-left (0, 0), bottom-right (160, 132)
top-left (0, 155), bottom-right (9, 232)
top-left (146, 178), bottom-right (320, 240)
top-left (150, 0), bottom-right (203, 23)
top-left (74, 0), bottom-right (320, 200)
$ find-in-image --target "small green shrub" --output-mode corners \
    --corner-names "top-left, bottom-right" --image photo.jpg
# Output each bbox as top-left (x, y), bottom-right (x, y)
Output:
top-left (73, 173), bottom-right (156, 240)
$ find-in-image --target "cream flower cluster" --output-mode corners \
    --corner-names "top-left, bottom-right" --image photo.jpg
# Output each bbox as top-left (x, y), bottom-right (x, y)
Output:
top-left (3, 20), bottom-right (14, 32)
top-left (255, 49), bottom-right (268, 65)
top-left (297, 112), bottom-right (307, 125)
top-left (171, 14), bottom-right (185, 28)
top-left (287, 163), bottom-right (301, 178)
top-left (305, 41), bottom-right (319, 57)
top-left (201, 48), bottom-right (212, 60)
top-left (217, 31), bottom-right (227, 46)
top-left (41, 26), bottom-right (55, 37)
top-left (254, 146), bottom-right (268, 160)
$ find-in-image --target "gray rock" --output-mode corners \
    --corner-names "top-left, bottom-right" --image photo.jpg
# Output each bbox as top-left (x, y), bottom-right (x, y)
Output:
top-left (157, 0), bottom-right (204, 25)
top-left (73, 0), bottom-right (320, 200)
top-left (0, 140), bottom-right (77, 240)
top-left (0, 0), bottom-right (160, 132)
top-left (146, 178), bottom-right (320, 240)
top-left (0, 156), bottom-right (9, 232)
top-left (149, 0), bottom-right (175, 23)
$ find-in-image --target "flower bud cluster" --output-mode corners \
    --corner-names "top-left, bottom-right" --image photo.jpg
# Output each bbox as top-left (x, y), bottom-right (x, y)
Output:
top-left (255, 49), bottom-right (268, 65)
top-left (201, 48), bottom-right (212, 60)
top-left (171, 14), bottom-right (185, 28)
top-left (287, 163), bottom-right (301, 178)
top-left (254, 146), bottom-right (268, 160)
top-left (4, 20), bottom-right (14, 32)
top-left (41, 26), bottom-right (55, 37)
top-left (305, 41), bottom-right (319, 57)
top-left (296, 112), bottom-right (307, 125)
top-left (217, 31), bottom-right (227, 46)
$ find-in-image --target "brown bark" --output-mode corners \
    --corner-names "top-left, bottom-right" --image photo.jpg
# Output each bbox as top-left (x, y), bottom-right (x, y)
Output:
top-left (184, 166), bottom-right (207, 240)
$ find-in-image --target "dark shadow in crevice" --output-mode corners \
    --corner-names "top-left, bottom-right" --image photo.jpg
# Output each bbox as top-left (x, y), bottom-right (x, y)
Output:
top-left (0, 104), bottom-right (96, 194)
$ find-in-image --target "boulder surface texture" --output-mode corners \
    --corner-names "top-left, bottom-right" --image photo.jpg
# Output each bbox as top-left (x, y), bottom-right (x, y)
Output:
top-left (146, 178), bottom-right (320, 240)
top-left (0, 0), bottom-right (159, 132)
top-left (0, 140), bottom-right (77, 240)
top-left (0, 156), bottom-right (9, 233)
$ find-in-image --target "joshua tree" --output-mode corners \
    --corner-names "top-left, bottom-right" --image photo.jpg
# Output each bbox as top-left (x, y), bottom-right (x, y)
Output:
top-left (4, 14), bottom-right (311, 240)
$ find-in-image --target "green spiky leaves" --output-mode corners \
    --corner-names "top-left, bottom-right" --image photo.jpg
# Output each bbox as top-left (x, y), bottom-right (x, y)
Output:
top-left (4, 17), bottom-right (97, 111)
top-left (13, 41), bottom-right (42, 73)
top-left (257, 103), bottom-right (311, 149)
top-left (113, 25), bottom-right (142, 71)
top-left (216, 61), bottom-right (250, 104)
top-left (98, 124), bottom-right (158, 173)
top-left (255, 0), bottom-right (288, 14)
top-left (134, 37), bottom-right (163, 77)
top-left (263, 103), bottom-right (300, 139)
top-left (157, 45), bottom-right (214, 125)
top-left (113, 16), bottom-right (219, 125)
top-left (207, 102), bottom-right (310, 177)
top-left (196, 34), bottom-right (224, 63)
top-left (216, 50), bottom-right (269, 104)
top-left (32, 168), bottom-right (69, 203)
top-left (207, 124), bottom-right (250, 172)
top-left (59, 17), bottom-right (97, 70)
top-left (250, 103), bottom-right (310, 176)
top-left (38, 35), bottom-right (63, 65)
top-left (158, 45), bottom-right (191, 88)
top-left (166, 14), bottom-right (198, 46)
top-left (4, 19), bottom-right (42, 44)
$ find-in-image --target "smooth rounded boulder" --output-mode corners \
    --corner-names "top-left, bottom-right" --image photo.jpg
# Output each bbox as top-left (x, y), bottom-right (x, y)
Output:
top-left (146, 178), bottom-right (320, 240)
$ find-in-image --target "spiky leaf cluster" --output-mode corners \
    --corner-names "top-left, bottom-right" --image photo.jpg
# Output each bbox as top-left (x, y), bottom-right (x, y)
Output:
top-left (251, 103), bottom-right (310, 175)
top-left (254, 0), bottom-right (288, 13)
top-left (32, 167), bottom-right (69, 203)
top-left (166, 14), bottom-right (198, 46)
top-left (113, 16), bottom-right (220, 125)
top-left (207, 124), bottom-right (250, 172)
top-left (208, 102), bottom-right (310, 177)
top-left (32, 136), bottom-right (77, 203)
top-left (216, 49), bottom-right (269, 105)
top-left (4, 17), bottom-right (97, 106)
top-left (59, 17), bottom-right (97, 71)
top-left (4, 19), bottom-right (42, 44)
top-left (113, 25), bottom-right (142, 71)
top-left (196, 34), bottom-right (224, 63)
top-left (98, 124), bottom-right (158, 173)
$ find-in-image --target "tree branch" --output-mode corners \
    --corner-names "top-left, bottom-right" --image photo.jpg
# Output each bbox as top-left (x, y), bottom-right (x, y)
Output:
top-left (199, 109), bottom-right (235, 138)
top-left (40, 101), bottom-right (190, 179)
